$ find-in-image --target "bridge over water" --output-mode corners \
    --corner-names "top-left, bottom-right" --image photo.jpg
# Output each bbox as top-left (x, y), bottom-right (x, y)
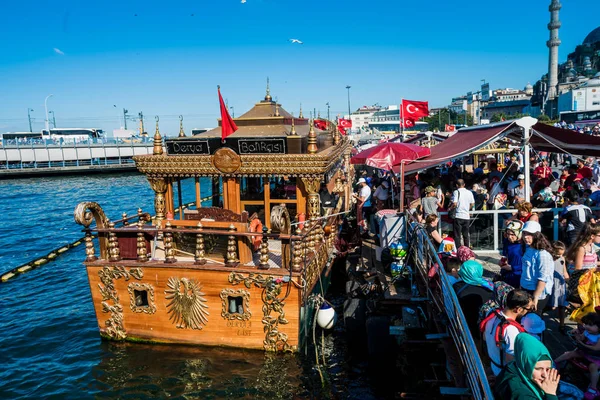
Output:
top-left (0, 141), bottom-right (154, 178)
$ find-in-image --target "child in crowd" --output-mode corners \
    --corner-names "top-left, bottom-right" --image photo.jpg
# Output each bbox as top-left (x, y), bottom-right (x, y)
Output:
top-left (500, 220), bottom-right (524, 288)
top-left (522, 313), bottom-right (546, 342)
top-left (457, 245), bottom-right (476, 264)
top-left (555, 312), bottom-right (600, 400)
top-left (445, 257), bottom-right (461, 286)
top-left (551, 241), bottom-right (569, 333)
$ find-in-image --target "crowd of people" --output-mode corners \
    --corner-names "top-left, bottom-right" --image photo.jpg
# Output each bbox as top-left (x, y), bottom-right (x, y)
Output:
top-left (554, 121), bottom-right (600, 136)
top-left (352, 146), bottom-right (600, 399)
top-left (410, 153), bottom-right (600, 399)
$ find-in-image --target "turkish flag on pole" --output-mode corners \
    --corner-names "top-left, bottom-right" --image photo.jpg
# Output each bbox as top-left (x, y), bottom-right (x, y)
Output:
top-left (338, 118), bottom-right (352, 128)
top-left (401, 118), bottom-right (415, 128)
top-left (314, 119), bottom-right (328, 131)
top-left (218, 86), bottom-right (238, 141)
top-left (402, 100), bottom-right (429, 119)
top-left (337, 124), bottom-right (347, 136)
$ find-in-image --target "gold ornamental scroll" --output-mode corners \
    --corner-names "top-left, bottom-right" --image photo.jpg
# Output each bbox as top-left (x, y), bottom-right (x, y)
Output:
top-left (148, 178), bottom-right (168, 223)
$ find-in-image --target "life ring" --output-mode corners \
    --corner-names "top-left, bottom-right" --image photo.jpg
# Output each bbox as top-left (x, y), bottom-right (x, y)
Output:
top-left (249, 219), bottom-right (263, 251)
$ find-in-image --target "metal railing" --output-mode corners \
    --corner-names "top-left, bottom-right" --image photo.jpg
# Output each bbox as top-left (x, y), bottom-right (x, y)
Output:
top-left (407, 217), bottom-right (494, 400)
top-left (436, 207), bottom-right (600, 253)
top-left (0, 158), bottom-right (136, 170)
top-left (1, 139), bottom-right (155, 170)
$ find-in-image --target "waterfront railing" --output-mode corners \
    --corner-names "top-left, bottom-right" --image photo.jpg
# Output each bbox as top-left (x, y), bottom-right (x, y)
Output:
top-left (437, 207), bottom-right (600, 254)
top-left (407, 216), bottom-right (494, 400)
top-left (0, 139), bottom-right (155, 170)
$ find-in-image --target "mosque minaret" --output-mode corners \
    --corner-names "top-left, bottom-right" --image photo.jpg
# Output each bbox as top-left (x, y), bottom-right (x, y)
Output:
top-left (546, 0), bottom-right (562, 100)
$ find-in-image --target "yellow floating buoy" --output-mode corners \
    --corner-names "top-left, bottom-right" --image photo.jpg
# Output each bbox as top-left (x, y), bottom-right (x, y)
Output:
top-left (17, 265), bottom-right (32, 273)
top-left (34, 258), bottom-right (48, 266)
top-left (72, 241), bottom-right (82, 246)
top-left (1, 272), bottom-right (15, 282)
top-left (47, 253), bottom-right (57, 259)
top-left (57, 247), bottom-right (69, 254)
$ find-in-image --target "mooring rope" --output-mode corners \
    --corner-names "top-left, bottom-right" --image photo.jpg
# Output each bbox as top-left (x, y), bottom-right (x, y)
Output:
top-left (0, 195), bottom-right (216, 283)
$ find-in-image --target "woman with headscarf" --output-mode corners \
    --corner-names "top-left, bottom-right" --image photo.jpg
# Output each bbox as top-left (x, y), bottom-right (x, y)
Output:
top-left (456, 245), bottom-right (476, 264)
top-left (453, 259), bottom-right (494, 337)
top-left (495, 333), bottom-right (560, 399)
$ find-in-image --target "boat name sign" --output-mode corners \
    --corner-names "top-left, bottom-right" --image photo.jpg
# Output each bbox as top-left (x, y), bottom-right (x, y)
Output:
top-left (166, 137), bottom-right (286, 155)
top-left (238, 138), bottom-right (285, 155)
top-left (167, 139), bottom-right (211, 155)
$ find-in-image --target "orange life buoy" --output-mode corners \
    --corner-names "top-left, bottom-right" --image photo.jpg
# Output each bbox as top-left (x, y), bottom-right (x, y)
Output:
top-left (249, 219), bottom-right (263, 251)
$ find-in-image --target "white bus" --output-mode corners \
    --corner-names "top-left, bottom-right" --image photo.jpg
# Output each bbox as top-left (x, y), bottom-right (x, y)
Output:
top-left (41, 128), bottom-right (104, 143)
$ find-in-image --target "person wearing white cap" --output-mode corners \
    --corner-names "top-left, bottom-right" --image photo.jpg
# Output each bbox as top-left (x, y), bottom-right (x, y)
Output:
top-left (353, 178), bottom-right (372, 234)
top-left (520, 221), bottom-right (554, 314)
top-left (511, 174), bottom-right (531, 205)
top-left (373, 180), bottom-right (389, 211)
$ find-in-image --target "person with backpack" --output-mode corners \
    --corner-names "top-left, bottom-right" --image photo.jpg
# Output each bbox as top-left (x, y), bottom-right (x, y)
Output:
top-left (481, 289), bottom-right (535, 376)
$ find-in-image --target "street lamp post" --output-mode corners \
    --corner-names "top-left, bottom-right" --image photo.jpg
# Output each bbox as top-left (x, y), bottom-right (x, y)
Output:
top-left (27, 108), bottom-right (34, 132)
top-left (49, 111), bottom-right (56, 128)
top-left (326, 102), bottom-right (330, 120)
top-left (123, 108), bottom-right (129, 130)
top-left (44, 94), bottom-right (53, 137)
top-left (345, 86), bottom-right (351, 119)
top-left (230, 106), bottom-right (235, 118)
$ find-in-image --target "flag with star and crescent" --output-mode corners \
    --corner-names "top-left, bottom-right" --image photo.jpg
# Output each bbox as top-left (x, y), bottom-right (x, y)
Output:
top-left (402, 99), bottom-right (429, 120)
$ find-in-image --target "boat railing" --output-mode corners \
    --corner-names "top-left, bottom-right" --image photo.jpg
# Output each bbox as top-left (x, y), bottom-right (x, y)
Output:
top-left (406, 215), bottom-right (494, 400)
top-left (78, 204), bottom-right (338, 286)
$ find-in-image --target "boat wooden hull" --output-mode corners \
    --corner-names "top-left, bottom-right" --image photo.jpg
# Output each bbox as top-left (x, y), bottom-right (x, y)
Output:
top-left (85, 262), bottom-right (304, 351)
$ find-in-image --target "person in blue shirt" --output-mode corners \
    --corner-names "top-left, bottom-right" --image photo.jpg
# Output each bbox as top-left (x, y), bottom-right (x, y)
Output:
top-left (501, 220), bottom-right (524, 288)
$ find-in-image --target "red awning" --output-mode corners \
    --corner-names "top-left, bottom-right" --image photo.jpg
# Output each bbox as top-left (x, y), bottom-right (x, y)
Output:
top-left (351, 142), bottom-right (431, 171)
top-left (401, 121), bottom-right (521, 174)
top-left (527, 123), bottom-right (600, 157)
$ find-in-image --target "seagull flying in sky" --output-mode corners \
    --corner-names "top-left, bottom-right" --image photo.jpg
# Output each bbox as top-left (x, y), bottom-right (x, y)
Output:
top-left (289, 39), bottom-right (303, 45)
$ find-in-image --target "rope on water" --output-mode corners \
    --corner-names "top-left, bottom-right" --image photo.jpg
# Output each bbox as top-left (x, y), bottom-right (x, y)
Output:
top-left (0, 195), bottom-right (215, 283)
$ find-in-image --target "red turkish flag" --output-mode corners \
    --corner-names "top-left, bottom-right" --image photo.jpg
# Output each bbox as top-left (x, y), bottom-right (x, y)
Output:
top-left (337, 124), bottom-right (347, 136)
top-left (338, 118), bottom-right (352, 128)
top-left (401, 118), bottom-right (415, 128)
top-left (218, 86), bottom-right (238, 141)
top-left (445, 124), bottom-right (456, 132)
top-left (402, 100), bottom-right (429, 119)
top-left (314, 119), bottom-right (328, 130)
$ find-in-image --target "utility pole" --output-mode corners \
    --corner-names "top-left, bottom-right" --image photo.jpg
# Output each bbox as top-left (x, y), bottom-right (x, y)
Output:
top-left (123, 108), bottom-right (129, 130)
top-left (346, 86), bottom-right (351, 118)
top-left (27, 108), bottom-right (34, 132)
top-left (230, 106), bottom-right (235, 118)
top-left (44, 94), bottom-right (53, 137)
top-left (138, 112), bottom-right (146, 136)
top-left (49, 111), bottom-right (56, 128)
top-left (326, 102), bottom-right (330, 120)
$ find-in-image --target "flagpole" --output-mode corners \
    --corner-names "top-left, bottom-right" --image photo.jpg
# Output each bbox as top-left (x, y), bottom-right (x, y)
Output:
top-left (400, 99), bottom-right (404, 139)
top-left (399, 160), bottom-right (405, 213)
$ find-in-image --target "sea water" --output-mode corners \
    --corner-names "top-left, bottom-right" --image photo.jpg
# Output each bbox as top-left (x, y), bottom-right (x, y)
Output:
top-left (0, 174), bottom-right (380, 399)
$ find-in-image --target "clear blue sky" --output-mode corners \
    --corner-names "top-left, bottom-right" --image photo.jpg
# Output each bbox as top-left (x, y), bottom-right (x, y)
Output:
top-left (0, 0), bottom-right (596, 135)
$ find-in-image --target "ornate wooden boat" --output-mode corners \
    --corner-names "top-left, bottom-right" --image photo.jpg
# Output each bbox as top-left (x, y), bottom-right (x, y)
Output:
top-left (75, 87), bottom-right (353, 352)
